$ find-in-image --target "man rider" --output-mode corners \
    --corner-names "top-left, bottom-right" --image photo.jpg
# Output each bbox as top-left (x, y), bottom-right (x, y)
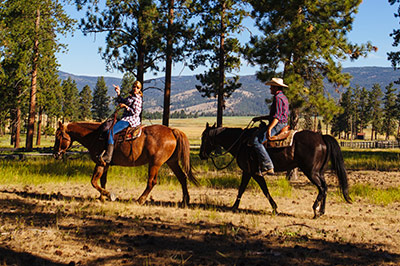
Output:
top-left (251, 77), bottom-right (289, 176)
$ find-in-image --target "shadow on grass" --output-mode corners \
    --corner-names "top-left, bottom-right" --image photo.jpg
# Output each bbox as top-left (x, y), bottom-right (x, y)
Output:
top-left (1, 188), bottom-right (293, 217)
top-left (0, 193), bottom-right (398, 266)
top-left (0, 247), bottom-right (69, 266)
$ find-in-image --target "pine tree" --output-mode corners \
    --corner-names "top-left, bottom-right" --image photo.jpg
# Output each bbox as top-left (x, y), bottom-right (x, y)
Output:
top-left (191, 0), bottom-right (248, 126)
top-left (246, 0), bottom-right (375, 129)
top-left (37, 52), bottom-right (62, 145)
top-left (62, 77), bottom-right (80, 122)
top-left (352, 86), bottom-right (371, 135)
top-left (388, 0), bottom-right (400, 77)
top-left (382, 83), bottom-right (397, 140)
top-left (331, 88), bottom-right (353, 139)
top-left (78, 85), bottom-right (93, 121)
top-left (368, 84), bottom-right (383, 140)
top-left (77, 0), bottom-right (161, 85)
top-left (395, 91), bottom-right (400, 140)
top-left (0, 0), bottom-right (74, 150)
top-left (91, 77), bottom-right (110, 121)
top-left (158, 0), bottom-right (194, 126)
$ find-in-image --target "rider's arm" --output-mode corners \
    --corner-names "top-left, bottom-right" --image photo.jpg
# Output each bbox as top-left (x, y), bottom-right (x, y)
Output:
top-left (267, 118), bottom-right (279, 137)
top-left (252, 115), bottom-right (271, 122)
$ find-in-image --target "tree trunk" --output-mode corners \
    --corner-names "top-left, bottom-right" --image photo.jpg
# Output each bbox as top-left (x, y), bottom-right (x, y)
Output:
top-left (162, 0), bottom-right (174, 127)
top-left (36, 107), bottom-right (43, 146)
top-left (14, 107), bottom-right (21, 149)
top-left (217, 4), bottom-right (226, 128)
top-left (26, 8), bottom-right (40, 151)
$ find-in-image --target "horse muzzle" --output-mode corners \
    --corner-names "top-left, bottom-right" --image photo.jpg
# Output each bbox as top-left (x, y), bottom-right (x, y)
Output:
top-left (53, 151), bottom-right (64, 160)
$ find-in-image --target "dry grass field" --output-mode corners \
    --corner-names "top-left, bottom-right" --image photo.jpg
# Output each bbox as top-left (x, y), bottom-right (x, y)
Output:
top-left (0, 117), bottom-right (399, 265)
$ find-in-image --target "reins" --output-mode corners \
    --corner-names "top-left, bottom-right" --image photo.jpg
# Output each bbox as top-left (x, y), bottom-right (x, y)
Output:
top-left (209, 120), bottom-right (255, 170)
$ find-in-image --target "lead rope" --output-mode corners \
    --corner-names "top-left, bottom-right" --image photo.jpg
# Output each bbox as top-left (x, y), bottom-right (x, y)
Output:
top-left (209, 120), bottom-right (255, 170)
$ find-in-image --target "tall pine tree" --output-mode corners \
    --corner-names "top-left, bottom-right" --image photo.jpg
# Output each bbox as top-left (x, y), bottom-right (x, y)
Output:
top-left (382, 83), bottom-right (397, 140)
top-left (78, 85), bottom-right (93, 121)
top-left (367, 84), bottom-right (383, 140)
top-left (61, 77), bottom-right (80, 122)
top-left (246, 0), bottom-right (375, 129)
top-left (191, 0), bottom-right (248, 126)
top-left (76, 0), bottom-right (161, 85)
top-left (91, 77), bottom-right (110, 121)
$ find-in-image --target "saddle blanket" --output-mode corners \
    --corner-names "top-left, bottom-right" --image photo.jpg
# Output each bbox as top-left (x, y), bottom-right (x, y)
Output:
top-left (116, 126), bottom-right (142, 143)
top-left (265, 130), bottom-right (297, 148)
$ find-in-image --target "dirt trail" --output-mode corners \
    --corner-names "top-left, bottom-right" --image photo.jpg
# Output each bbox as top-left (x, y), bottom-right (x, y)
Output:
top-left (0, 170), bottom-right (399, 265)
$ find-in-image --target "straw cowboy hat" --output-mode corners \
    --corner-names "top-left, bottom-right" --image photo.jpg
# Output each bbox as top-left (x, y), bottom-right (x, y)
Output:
top-left (265, 77), bottom-right (288, 88)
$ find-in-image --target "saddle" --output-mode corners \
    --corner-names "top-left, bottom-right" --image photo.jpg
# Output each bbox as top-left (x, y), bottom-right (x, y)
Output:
top-left (262, 125), bottom-right (297, 148)
top-left (115, 125), bottom-right (143, 143)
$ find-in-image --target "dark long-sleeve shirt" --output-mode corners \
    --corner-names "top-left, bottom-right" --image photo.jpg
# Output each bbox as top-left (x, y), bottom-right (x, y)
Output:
top-left (270, 91), bottom-right (289, 123)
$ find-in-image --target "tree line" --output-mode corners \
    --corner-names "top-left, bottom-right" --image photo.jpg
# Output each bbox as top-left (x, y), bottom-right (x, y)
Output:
top-left (2, 0), bottom-right (400, 150)
top-left (330, 83), bottom-right (400, 140)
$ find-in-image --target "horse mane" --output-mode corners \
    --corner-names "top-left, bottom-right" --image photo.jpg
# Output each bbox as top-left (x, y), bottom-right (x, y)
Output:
top-left (66, 121), bottom-right (102, 136)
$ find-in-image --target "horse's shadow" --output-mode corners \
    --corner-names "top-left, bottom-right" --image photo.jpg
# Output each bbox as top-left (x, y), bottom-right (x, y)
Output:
top-left (0, 189), bottom-right (294, 217)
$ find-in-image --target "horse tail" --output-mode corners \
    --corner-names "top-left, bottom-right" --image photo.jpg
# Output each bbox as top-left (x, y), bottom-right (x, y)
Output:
top-left (171, 128), bottom-right (199, 186)
top-left (322, 135), bottom-right (352, 203)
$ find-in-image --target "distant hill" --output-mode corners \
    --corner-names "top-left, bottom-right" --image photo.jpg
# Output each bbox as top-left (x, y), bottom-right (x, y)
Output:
top-left (59, 66), bottom-right (400, 115)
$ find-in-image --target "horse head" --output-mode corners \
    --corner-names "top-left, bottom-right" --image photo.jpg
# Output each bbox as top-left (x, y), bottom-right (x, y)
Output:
top-left (199, 122), bottom-right (218, 160)
top-left (53, 121), bottom-right (72, 160)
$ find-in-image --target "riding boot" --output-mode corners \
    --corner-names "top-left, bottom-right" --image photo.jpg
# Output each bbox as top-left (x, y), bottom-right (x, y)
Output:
top-left (99, 144), bottom-right (114, 165)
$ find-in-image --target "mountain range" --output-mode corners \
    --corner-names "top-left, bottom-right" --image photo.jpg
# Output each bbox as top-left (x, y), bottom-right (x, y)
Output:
top-left (58, 66), bottom-right (400, 116)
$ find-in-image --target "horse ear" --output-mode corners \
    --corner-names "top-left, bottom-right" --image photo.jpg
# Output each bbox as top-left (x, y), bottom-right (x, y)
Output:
top-left (212, 123), bottom-right (216, 128)
top-left (206, 122), bottom-right (209, 128)
top-left (58, 121), bottom-right (63, 129)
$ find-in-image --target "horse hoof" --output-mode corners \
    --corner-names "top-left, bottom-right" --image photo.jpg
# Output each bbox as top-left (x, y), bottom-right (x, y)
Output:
top-left (109, 192), bottom-right (116, 202)
top-left (99, 196), bottom-right (106, 203)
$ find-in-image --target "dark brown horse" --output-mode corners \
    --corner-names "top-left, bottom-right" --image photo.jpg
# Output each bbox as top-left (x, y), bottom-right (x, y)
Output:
top-left (53, 121), bottom-right (198, 206)
top-left (199, 123), bottom-right (351, 218)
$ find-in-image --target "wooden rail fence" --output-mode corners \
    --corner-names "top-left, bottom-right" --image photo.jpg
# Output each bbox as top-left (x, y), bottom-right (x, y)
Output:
top-left (340, 140), bottom-right (400, 149)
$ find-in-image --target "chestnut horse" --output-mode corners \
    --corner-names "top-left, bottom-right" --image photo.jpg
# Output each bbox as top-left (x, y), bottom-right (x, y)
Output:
top-left (53, 121), bottom-right (198, 206)
top-left (199, 123), bottom-right (351, 218)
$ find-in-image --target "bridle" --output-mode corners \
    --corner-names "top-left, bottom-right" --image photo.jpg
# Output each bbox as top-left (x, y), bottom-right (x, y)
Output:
top-left (205, 120), bottom-right (255, 170)
top-left (54, 130), bottom-right (72, 158)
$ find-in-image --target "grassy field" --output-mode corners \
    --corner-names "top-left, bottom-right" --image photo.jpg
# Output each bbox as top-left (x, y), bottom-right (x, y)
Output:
top-left (1, 116), bottom-right (400, 205)
top-left (1, 119), bottom-right (400, 265)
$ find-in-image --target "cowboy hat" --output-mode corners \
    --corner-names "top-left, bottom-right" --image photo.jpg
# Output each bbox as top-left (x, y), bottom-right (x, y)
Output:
top-left (265, 77), bottom-right (288, 88)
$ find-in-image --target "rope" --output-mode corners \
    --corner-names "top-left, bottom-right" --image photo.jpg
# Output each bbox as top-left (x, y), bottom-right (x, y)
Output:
top-left (209, 120), bottom-right (256, 170)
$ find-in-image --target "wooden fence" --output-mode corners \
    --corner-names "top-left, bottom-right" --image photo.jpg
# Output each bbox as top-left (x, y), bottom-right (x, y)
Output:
top-left (340, 140), bottom-right (400, 149)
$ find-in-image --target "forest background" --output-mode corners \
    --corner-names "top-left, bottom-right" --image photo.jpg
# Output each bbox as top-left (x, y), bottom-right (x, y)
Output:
top-left (2, 0), bottom-right (400, 151)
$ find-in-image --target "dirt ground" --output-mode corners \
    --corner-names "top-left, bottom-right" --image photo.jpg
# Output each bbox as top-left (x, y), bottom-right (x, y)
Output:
top-left (0, 170), bottom-right (400, 266)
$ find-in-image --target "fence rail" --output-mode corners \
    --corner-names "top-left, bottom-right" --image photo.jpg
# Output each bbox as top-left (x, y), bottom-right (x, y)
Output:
top-left (340, 140), bottom-right (400, 149)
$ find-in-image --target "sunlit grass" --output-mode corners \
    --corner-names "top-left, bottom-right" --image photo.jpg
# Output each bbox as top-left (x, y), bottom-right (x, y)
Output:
top-left (349, 183), bottom-right (400, 205)
top-left (342, 148), bottom-right (400, 171)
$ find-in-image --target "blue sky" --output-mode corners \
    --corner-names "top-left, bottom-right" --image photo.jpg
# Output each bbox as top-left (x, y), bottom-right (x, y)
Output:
top-left (56, 1), bottom-right (399, 79)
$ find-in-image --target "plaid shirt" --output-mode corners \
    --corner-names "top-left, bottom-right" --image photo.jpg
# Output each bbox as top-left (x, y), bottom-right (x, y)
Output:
top-left (270, 91), bottom-right (289, 123)
top-left (118, 94), bottom-right (142, 127)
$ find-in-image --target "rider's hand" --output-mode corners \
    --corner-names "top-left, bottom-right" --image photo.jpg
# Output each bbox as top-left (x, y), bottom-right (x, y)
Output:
top-left (118, 103), bottom-right (127, 109)
top-left (113, 84), bottom-right (121, 96)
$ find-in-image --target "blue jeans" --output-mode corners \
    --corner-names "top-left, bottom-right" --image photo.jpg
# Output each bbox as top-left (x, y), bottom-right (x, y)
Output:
top-left (251, 122), bottom-right (287, 171)
top-left (107, 120), bottom-right (130, 145)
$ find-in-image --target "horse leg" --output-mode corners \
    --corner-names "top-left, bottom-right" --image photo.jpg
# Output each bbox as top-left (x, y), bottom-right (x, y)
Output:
top-left (318, 174), bottom-right (328, 216)
top-left (91, 165), bottom-right (113, 202)
top-left (137, 164), bottom-right (161, 205)
top-left (100, 165), bottom-right (109, 189)
top-left (303, 169), bottom-right (327, 218)
top-left (99, 165), bottom-right (116, 201)
top-left (231, 172), bottom-right (251, 211)
top-left (167, 161), bottom-right (190, 207)
top-left (252, 175), bottom-right (278, 215)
